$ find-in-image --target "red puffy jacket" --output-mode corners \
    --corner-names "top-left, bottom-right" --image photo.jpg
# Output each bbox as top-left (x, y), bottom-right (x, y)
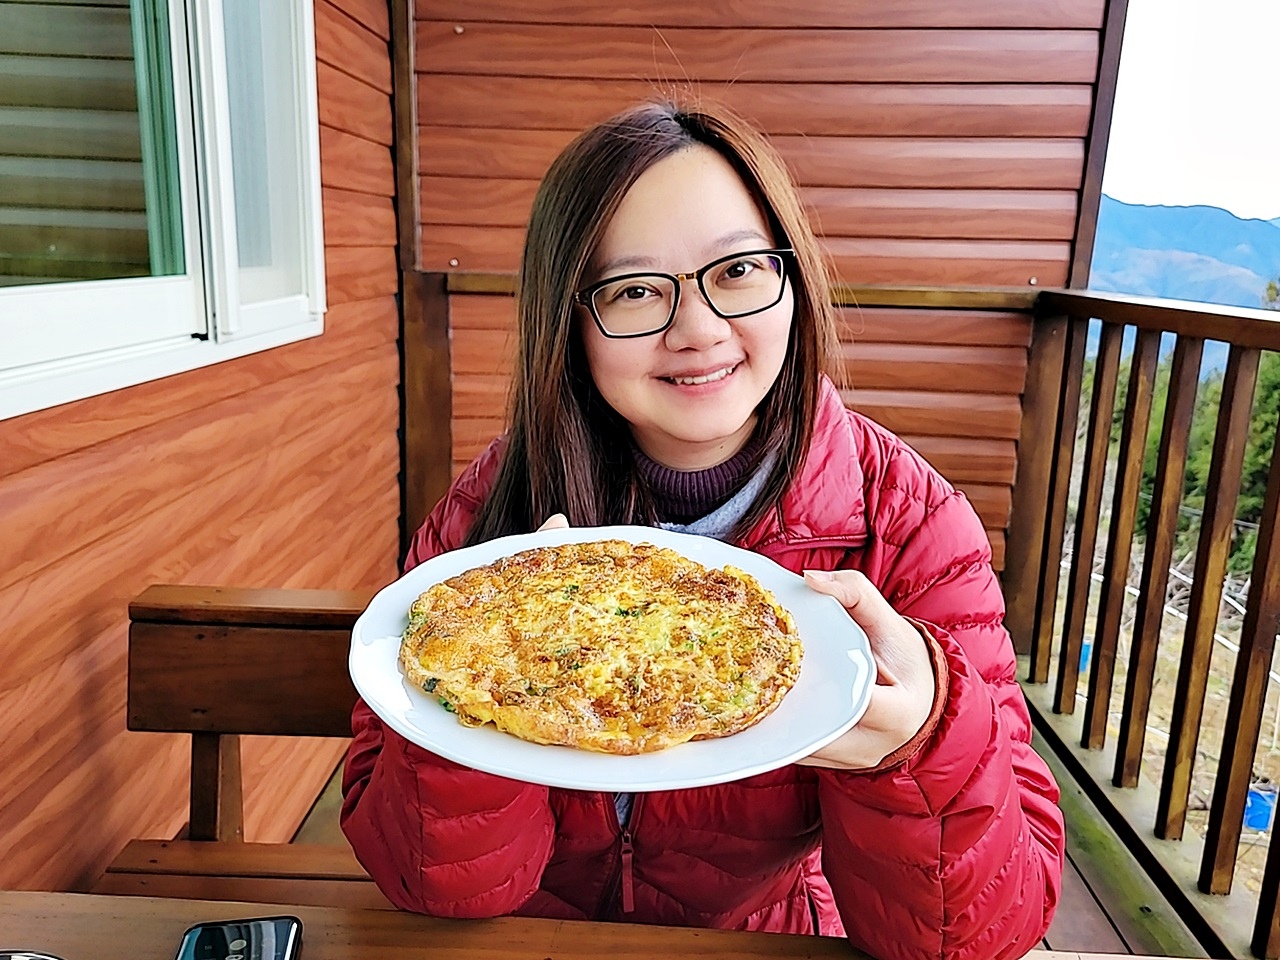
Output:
top-left (341, 378), bottom-right (1064, 960)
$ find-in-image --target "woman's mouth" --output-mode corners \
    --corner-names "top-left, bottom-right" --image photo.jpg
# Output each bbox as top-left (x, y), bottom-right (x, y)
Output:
top-left (665, 363), bottom-right (739, 386)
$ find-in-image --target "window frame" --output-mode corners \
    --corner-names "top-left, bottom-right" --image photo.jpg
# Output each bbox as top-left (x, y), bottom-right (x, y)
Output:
top-left (0, 0), bottom-right (327, 422)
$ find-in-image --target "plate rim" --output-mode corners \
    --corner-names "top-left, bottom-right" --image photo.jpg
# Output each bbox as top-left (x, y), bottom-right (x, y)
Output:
top-left (349, 524), bottom-right (874, 791)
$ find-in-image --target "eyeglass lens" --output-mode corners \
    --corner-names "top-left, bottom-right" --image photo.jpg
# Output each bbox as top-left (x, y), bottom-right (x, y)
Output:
top-left (589, 251), bottom-right (786, 336)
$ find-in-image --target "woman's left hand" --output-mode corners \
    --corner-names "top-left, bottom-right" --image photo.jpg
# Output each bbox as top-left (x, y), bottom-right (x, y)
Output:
top-left (796, 570), bottom-right (937, 771)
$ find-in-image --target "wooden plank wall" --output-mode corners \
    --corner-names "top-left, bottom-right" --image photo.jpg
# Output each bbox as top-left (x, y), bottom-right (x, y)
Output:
top-left (0, 0), bottom-right (400, 893)
top-left (419, 0), bottom-right (1100, 567)
top-left (450, 290), bottom-right (1029, 569)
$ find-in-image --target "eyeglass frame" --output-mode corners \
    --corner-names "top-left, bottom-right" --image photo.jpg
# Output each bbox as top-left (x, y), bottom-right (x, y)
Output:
top-left (572, 247), bottom-right (796, 339)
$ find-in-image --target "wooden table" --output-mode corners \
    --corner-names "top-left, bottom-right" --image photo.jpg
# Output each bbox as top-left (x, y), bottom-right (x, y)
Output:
top-left (0, 890), bottom-right (1133, 959)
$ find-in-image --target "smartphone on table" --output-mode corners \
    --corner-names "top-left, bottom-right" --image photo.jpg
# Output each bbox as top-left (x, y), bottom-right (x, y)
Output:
top-left (174, 916), bottom-right (302, 960)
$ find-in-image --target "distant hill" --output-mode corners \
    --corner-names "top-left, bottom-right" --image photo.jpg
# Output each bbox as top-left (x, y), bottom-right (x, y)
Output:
top-left (1089, 196), bottom-right (1280, 310)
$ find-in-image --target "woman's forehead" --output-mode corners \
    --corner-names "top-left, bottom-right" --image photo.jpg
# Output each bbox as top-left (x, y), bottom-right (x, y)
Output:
top-left (590, 145), bottom-right (773, 273)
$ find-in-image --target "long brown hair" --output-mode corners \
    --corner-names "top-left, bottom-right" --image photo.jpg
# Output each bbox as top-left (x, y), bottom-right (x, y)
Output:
top-left (464, 100), bottom-right (840, 546)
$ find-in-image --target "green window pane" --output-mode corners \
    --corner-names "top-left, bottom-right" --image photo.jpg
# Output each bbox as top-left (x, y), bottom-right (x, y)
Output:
top-left (0, 0), bottom-right (184, 287)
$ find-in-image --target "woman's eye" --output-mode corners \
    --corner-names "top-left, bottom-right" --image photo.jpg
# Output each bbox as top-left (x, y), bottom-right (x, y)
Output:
top-left (718, 258), bottom-right (762, 282)
top-left (607, 283), bottom-right (659, 304)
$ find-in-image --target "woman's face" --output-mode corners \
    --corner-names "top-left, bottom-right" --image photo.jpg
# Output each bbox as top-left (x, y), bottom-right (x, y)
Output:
top-left (579, 145), bottom-right (794, 471)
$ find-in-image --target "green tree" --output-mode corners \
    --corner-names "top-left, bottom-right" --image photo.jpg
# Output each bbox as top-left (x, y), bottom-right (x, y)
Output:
top-left (1266, 277), bottom-right (1280, 310)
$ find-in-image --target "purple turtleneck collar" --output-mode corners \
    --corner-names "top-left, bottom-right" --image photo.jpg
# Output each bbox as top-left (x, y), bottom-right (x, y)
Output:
top-left (631, 434), bottom-right (766, 523)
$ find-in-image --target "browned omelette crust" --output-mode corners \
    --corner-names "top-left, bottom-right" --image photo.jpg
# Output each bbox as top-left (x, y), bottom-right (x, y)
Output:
top-left (398, 539), bottom-right (802, 754)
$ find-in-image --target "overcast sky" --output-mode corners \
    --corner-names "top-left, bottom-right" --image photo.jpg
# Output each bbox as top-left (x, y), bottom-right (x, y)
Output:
top-left (1101, 0), bottom-right (1280, 221)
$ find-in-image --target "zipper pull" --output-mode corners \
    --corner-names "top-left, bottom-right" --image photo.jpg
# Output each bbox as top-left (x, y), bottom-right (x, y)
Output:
top-left (620, 829), bottom-right (635, 914)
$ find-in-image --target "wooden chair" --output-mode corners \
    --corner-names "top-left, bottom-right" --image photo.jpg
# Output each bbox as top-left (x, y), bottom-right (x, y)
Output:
top-left (91, 584), bottom-right (392, 909)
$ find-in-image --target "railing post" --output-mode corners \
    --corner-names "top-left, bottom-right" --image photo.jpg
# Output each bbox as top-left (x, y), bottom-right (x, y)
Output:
top-left (1156, 346), bottom-right (1261, 839)
top-left (1055, 320), bottom-right (1123, 715)
top-left (1003, 311), bottom-right (1068, 656)
top-left (1029, 317), bottom-right (1089, 684)
top-left (1082, 327), bottom-right (1160, 749)
top-left (1201, 405), bottom-right (1280, 896)
top-left (1114, 335), bottom-right (1204, 787)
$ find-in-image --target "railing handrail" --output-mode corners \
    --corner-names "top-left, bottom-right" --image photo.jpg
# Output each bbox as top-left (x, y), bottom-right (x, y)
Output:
top-left (1037, 288), bottom-right (1280, 349)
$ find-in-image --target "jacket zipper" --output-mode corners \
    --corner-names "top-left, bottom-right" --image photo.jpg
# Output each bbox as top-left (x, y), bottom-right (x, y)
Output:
top-left (600, 794), bottom-right (644, 917)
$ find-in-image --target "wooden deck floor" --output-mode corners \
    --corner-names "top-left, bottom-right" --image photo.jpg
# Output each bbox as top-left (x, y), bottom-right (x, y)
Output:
top-left (297, 739), bottom-right (1204, 956)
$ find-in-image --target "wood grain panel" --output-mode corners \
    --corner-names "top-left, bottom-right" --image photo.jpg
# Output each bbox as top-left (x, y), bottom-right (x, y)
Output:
top-left (804, 188), bottom-right (1078, 240)
top-left (779, 137), bottom-right (1084, 190)
top-left (451, 327), bottom-right (515, 375)
top-left (449, 292), bottom-right (516, 330)
top-left (320, 126), bottom-right (393, 195)
top-left (901, 436), bottom-right (1016, 485)
top-left (317, 61), bottom-right (393, 146)
top-left (838, 308), bottom-right (1032, 347)
top-left (0, 350), bottom-right (399, 673)
top-left (824, 237), bottom-right (1070, 287)
top-left (422, 176), bottom-right (1078, 241)
top-left (843, 389), bottom-right (1023, 440)
top-left (420, 77), bottom-right (1094, 137)
top-left (419, 25), bottom-right (1098, 83)
top-left (421, 127), bottom-right (1084, 189)
top-left (838, 343), bottom-right (1027, 394)
top-left (1, 297), bottom-right (396, 476)
top-left (420, 0), bottom-right (1105, 29)
top-left (316, 0), bottom-right (392, 93)
top-left (325, 244), bottom-right (399, 302)
top-left (0, 430), bottom-right (397, 888)
top-left (342, 0), bottom-right (392, 41)
top-left (322, 187), bottom-right (397, 247)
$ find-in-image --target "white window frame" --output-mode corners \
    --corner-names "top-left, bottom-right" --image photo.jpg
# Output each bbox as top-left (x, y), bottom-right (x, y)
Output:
top-left (0, 0), bottom-right (326, 422)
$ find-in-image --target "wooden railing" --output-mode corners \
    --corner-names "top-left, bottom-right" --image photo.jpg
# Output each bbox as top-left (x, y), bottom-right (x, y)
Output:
top-left (1010, 289), bottom-right (1280, 959)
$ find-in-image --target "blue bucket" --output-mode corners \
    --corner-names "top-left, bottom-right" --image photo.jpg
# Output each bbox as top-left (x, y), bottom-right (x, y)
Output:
top-left (1245, 786), bottom-right (1277, 831)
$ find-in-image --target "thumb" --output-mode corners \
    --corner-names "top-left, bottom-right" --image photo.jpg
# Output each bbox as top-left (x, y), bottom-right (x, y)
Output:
top-left (802, 569), bottom-right (900, 635)
top-left (537, 513), bottom-right (570, 531)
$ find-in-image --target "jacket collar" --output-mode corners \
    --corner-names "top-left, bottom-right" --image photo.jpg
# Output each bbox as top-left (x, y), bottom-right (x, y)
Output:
top-left (740, 376), bottom-right (868, 551)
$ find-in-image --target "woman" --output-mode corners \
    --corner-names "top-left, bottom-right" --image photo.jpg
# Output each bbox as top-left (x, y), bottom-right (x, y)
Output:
top-left (342, 100), bottom-right (1064, 960)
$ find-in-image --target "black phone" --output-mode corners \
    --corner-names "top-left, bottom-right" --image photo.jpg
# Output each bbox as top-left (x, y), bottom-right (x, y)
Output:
top-left (173, 916), bottom-right (303, 960)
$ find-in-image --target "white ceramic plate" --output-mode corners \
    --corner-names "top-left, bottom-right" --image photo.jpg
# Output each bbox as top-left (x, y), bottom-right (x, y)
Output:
top-left (349, 525), bottom-right (874, 792)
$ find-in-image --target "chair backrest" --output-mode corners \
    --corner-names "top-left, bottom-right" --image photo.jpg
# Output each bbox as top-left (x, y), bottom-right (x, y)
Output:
top-left (127, 584), bottom-right (374, 840)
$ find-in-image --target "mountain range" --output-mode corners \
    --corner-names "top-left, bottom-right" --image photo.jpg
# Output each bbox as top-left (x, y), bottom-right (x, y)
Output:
top-left (1089, 196), bottom-right (1280, 310)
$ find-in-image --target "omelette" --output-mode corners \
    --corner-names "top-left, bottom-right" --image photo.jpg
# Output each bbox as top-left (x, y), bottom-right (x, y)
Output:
top-left (397, 539), bottom-right (802, 754)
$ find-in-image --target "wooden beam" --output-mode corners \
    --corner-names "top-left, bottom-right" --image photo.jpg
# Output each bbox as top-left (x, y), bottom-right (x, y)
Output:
top-left (129, 584), bottom-right (371, 627)
top-left (1201, 412), bottom-right (1280, 895)
top-left (1038, 289), bottom-right (1280, 350)
top-left (1055, 320), bottom-right (1122, 715)
top-left (1082, 326), bottom-right (1159, 749)
top-left (1113, 335), bottom-right (1203, 787)
top-left (1030, 317), bottom-right (1088, 683)
top-left (391, 0), bottom-right (420, 270)
top-left (1003, 313), bottom-right (1067, 653)
top-left (402, 271), bottom-right (454, 554)
top-left (1155, 346), bottom-right (1260, 839)
top-left (189, 732), bottom-right (242, 842)
top-left (1068, 0), bottom-right (1129, 287)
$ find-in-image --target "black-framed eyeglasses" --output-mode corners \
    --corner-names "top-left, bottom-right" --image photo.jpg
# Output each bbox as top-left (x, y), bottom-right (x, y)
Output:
top-left (573, 248), bottom-right (795, 339)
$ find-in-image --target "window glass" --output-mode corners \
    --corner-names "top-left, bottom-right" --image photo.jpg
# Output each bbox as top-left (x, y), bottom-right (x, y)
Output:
top-left (223, 0), bottom-right (304, 304)
top-left (0, 0), bottom-right (184, 287)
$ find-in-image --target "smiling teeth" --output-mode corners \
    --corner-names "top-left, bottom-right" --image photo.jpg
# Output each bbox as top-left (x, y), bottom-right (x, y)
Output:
top-left (672, 365), bottom-right (735, 386)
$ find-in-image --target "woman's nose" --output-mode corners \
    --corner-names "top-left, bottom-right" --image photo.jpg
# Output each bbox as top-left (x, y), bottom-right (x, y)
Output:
top-left (664, 282), bottom-right (732, 349)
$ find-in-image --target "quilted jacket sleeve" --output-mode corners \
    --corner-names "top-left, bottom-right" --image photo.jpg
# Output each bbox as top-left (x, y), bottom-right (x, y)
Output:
top-left (340, 457), bottom-right (557, 916)
top-left (818, 474), bottom-right (1064, 960)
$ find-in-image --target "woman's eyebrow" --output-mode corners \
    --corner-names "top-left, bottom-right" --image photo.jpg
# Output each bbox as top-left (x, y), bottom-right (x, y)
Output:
top-left (595, 230), bottom-right (774, 278)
